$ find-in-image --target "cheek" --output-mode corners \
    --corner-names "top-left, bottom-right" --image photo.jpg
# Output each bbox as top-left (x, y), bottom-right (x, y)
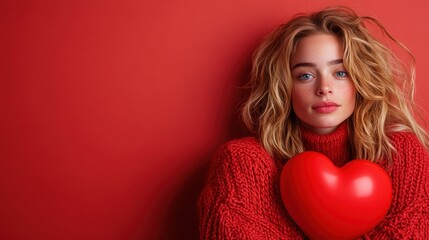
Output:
top-left (344, 85), bottom-right (357, 110)
top-left (291, 86), bottom-right (309, 111)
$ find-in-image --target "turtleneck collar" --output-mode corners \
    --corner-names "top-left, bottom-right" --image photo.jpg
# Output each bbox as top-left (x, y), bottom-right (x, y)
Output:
top-left (299, 121), bottom-right (352, 167)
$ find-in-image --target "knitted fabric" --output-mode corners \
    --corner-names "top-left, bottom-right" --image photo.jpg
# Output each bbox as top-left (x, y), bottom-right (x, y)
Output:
top-left (198, 123), bottom-right (429, 239)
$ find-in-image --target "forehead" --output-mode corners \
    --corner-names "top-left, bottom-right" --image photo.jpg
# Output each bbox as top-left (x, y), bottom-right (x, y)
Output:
top-left (291, 33), bottom-right (343, 66)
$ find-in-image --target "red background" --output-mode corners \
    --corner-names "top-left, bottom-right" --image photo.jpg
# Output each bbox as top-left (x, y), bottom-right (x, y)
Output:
top-left (1, 1), bottom-right (428, 239)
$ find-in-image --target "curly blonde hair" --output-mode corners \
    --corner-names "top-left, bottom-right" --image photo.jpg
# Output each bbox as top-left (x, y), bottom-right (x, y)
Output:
top-left (242, 6), bottom-right (429, 162)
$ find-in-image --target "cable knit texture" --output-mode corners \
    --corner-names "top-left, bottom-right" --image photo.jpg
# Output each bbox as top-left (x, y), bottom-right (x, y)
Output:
top-left (198, 123), bottom-right (429, 239)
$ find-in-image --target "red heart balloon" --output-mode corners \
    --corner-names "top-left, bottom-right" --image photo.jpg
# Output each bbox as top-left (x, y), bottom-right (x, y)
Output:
top-left (280, 151), bottom-right (392, 240)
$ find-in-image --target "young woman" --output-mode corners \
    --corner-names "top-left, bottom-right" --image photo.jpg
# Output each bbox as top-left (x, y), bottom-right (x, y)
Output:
top-left (198, 6), bottom-right (429, 239)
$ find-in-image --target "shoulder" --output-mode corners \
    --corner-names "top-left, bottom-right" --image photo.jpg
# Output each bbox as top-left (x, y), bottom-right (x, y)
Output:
top-left (389, 131), bottom-right (421, 144)
top-left (218, 137), bottom-right (272, 161)
top-left (389, 131), bottom-right (427, 155)
top-left (387, 131), bottom-right (428, 173)
top-left (212, 137), bottom-right (276, 170)
top-left (221, 137), bottom-right (266, 154)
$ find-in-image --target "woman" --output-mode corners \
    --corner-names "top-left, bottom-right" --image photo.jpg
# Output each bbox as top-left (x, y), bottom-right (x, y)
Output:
top-left (199, 6), bottom-right (429, 239)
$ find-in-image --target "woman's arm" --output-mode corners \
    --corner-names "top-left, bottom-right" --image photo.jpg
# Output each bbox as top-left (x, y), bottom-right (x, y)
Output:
top-left (362, 132), bottom-right (429, 239)
top-left (198, 138), bottom-right (304, 240)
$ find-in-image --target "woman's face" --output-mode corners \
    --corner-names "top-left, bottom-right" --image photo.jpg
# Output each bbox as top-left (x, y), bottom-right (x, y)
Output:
top-left (290, 33), bottom-right (356, 135)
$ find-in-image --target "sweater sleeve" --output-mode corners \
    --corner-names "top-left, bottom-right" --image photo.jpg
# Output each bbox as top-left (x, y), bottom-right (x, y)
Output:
top-left (362, 132), bottom-right (429, 239)
top-left (198, 138), bottom-right (304, 240)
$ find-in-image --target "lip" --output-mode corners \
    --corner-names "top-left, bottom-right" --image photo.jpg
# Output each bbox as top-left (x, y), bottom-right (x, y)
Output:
top-left (312, 102), bottom-right (340, 113)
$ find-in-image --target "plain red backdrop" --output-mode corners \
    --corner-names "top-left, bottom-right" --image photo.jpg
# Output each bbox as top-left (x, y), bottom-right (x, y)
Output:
top-left (1, 0), bottom-right (428, 239)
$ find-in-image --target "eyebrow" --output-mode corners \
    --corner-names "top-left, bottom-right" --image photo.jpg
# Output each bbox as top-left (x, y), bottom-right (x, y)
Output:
top-left (291, 59), bottom-right (343, 70)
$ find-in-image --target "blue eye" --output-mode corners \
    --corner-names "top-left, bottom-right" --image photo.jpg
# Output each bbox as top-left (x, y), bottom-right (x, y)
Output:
top-left (335, 71), bottom-right (348, 78)
top-left (298, 73), bottom-right (313, 81)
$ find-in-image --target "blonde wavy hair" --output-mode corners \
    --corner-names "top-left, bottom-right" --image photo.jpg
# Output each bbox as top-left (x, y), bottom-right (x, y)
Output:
top-left (242, 6), bottom-right (429, 162)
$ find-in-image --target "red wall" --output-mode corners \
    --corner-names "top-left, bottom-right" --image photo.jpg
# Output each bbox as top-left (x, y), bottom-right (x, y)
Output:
top-left (1, 1), bottom-right (428, 239)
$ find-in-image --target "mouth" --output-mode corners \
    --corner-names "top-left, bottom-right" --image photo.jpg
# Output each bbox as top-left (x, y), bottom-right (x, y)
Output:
top-left (312, 102), bottom-right (340, 113)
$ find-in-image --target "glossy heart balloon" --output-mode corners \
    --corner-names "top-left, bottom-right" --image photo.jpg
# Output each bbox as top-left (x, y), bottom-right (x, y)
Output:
top-left (280, 151), bottom-right (392, 240)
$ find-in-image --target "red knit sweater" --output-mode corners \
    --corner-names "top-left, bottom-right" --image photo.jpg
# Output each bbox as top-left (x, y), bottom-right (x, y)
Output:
top-left (198, 123), bottom-right (429, 239)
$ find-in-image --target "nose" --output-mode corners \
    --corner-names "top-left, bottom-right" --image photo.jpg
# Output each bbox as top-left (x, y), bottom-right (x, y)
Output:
top-left (315, 77), bottom-right (333, 96)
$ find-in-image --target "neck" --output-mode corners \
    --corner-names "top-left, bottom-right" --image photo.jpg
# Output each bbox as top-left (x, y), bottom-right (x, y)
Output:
top-left (300, 122), bottom-right (351, 167)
